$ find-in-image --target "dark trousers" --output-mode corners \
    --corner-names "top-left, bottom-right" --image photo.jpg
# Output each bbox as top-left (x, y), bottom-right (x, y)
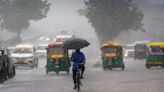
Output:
top-left (72, 64), bottom-right (85, 85)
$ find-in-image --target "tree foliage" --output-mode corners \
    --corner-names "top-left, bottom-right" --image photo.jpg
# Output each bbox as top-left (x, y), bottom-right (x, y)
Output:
top-left (0, 0), bottom-right (50, 39)
top-left (82, 0), bottom-right (144, 43)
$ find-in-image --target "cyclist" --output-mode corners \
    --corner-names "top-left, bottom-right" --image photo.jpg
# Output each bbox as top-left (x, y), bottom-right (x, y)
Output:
top-left (71, 49), bottom-right (85, 89)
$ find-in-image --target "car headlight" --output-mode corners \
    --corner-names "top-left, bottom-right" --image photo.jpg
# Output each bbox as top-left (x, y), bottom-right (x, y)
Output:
top-left (26, 56), bottom-right (33, 60)
top-left (125, 53), bottom-right (128, 57)
top-left (12, 58), bottom-right (17, 63)
top-left (114, 56), bottom-right (117, 60)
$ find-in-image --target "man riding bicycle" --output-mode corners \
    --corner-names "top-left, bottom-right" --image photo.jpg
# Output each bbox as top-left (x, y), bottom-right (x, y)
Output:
top-left (71, 49), bottom-right (85, 89)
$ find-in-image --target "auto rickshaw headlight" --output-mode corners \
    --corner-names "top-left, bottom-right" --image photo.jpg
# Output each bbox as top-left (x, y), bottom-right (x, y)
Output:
top-left (50, 59), bottom-right (54, 62)
top-left (104, 57), bottom-right (108, 60)
top-left (114, 56), bottom-right (117, 60)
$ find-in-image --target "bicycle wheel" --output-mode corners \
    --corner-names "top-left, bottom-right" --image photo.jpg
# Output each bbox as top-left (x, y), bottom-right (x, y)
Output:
top-left (77, 71), bottom-right (81, 92)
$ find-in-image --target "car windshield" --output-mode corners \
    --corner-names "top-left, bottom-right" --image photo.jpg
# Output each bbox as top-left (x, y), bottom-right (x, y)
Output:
top-left (125, 46), bottom-right (134, 50)
top-left (13, 48), bottom-right (32, 53)
top-left (135, 45), bottom-right (146, 51)
top-left (37, 46), bottom-right (47, 50)
top-left (48, 46), bottom-right (64, 54)
top-left (103, 47), bottom-right (117, 53)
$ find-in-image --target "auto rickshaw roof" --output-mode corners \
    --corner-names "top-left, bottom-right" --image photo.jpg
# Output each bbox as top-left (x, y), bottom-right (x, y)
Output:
top-left (48, 42), bottom-right (63, 47)
top-left (148, 42), bottom-right (164, 48)
top-left (101, 43), bottom-right (124, 48)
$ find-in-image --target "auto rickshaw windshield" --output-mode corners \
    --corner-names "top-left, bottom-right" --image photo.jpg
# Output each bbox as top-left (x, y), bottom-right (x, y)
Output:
top-left (103, 47), bottom-right (117, 53)
top-left (149, 46), bottom-right (163, 54)
top-left (48, 47), bottom-right (64, 54)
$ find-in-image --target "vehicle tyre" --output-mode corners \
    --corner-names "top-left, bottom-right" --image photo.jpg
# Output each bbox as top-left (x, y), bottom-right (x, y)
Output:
top-left (8, 73), bottom-right (12, 78)
top-left (56, 71), bottom-right (59, 75)
top-left (46, 70), bottom-right (49, 74)
top-left (31, 61), bottom-right (35, 68)
top-left (161, 64), bottom-right (164, 68)
top-left (12, 66), bottom-right (16, 77)
top-left (0, 78), bottom-right (4, 84)
top-left (121, 65), bottom-right (125, 71)
top-left (4, 75), bottom-right (7, 81)
top-left (55, 68), bottom-right (60, 75)
top-left (146, 64), bottom-right (150, 69)
top-left (77, 72), bottom-right (80, 92)
top-left (35, 60), bottom-right (38, 68)
top-left (67, 70), bottom-right (70, 74)
top-left (103, 67), bottom-right (106, 70)
top-left (31, 65), bottom-right (34, 68)
top-left (109, 65), bottom-right (112, 71)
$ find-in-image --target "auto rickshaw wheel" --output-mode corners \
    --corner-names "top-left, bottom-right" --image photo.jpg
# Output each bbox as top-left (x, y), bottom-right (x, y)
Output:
top-left (31, 65), bottom-right (34, 68)
top-left (109, 66), bottom-right (112, 70)
top-left (46, 69), bottom-right (49, 74)
top-left (103, 67), bottom-right (106, 70)
top-left (56, 71), bottom-right (59, 75)
top-left (55, 68), bottom-right (60, 75)
top-left (121, 65), bottom-right (125, 71)
top-left (146, 64), bottom-right (151, 69)
top-left (12, 67), bottom-right (16, 77)
top-left (161, 64), bottom-right (164, 68)
top-left (67, 70), bottom-right (70, 74)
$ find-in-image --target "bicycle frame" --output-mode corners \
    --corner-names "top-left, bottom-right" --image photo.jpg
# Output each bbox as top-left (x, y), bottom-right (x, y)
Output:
top-left (76, 67), bottom-right (82, 92)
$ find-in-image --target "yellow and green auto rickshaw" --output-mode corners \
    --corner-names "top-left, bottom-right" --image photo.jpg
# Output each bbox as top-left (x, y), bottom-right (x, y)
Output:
top-left (46, 42), bottom-right (70, 74)
top-left (146, 42), bottom-right (164, 69)
top-left (134, 44), bottom-right (147, 60)
top-left (101, 43), bottom-right (125, 70)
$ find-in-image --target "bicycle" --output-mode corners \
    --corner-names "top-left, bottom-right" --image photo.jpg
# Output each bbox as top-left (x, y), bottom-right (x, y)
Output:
top-left (76, 64), bottom-right (83, 92)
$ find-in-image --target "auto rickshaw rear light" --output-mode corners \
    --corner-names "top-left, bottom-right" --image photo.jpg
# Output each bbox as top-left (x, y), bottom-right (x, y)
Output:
top-left (50, 59), bottom-right (53, 62)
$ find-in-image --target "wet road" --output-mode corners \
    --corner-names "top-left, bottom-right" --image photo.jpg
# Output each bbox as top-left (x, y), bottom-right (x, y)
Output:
top-left (0, 57), bottom-right (164, 92)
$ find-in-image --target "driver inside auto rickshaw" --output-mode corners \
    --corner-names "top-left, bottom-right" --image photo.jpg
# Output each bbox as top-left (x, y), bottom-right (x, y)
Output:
top-left (71, 49), bottom-right (85, 89)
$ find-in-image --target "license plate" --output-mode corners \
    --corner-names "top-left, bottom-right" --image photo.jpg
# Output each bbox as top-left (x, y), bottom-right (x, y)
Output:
top-left (17, 60), bottom-right (24, 63)
top-left (55, 65), bottom-right (59, 68)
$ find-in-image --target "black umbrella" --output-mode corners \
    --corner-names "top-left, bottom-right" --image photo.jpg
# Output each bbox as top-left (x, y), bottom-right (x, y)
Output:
top-left (63, 37), bottom-right (90, 49)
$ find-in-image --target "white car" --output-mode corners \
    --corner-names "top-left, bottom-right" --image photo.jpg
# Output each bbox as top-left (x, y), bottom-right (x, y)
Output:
top-left (124, 44), bottom-right (135, 58)
top-left (55, 34), bottom-right (75, 42)
top-left (11, 44), bottom-right (38, 68)
top-left (8, 46), bottom-right (15, 54)
top-left (36, 44), bottom-right (47, 57)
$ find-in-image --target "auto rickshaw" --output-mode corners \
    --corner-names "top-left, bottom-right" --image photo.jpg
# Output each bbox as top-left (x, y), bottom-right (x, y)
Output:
top-left (101, 43), bottom-right (125, 70)
top-left (146, 42), bottom-right (164, 69)
top-left (46, 42), bottom-right (70, 74)
top-left (134, 44), bottom-right (147, 60)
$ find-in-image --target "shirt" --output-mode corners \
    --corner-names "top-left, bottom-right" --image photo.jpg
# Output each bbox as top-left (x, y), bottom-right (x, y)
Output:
top-left (71, 52), bottom-right (85, 70)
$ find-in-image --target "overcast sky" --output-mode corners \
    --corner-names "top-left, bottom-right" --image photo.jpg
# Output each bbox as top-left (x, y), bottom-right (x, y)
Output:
top-left (0, 0), bottom-right (164, 43)
top-left (21, 0), bottom-right (96, 40)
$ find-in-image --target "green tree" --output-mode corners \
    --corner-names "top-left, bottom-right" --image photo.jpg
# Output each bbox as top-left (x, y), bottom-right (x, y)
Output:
top-left (0, 0), bottom-right (50, 40)
top-left (81, 0), bottom-right (144, 43)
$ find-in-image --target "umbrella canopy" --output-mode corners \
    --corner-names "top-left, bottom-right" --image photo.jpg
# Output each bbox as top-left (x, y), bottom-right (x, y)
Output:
top-left (63, 37), bottom-right (90, 49)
